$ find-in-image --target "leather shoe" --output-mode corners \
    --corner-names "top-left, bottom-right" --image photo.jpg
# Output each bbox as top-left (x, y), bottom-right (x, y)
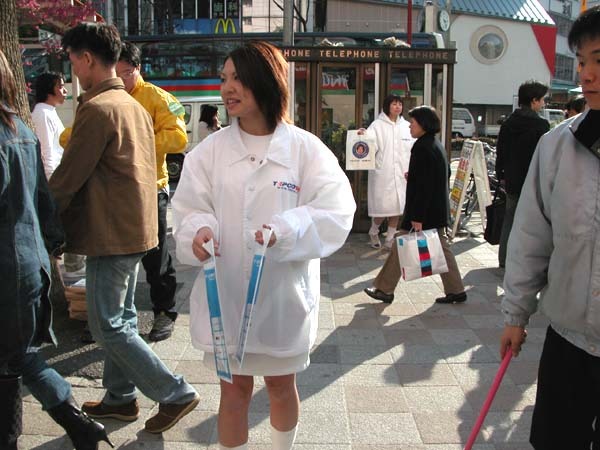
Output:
top-left (82, 399), bottom-right (139, 422)
top-left (364, 287), bottom-right (394, 303)
top-left (145, 393), bottom-right (200, 433)
top-left (435, 292), bottom-right (467, 304)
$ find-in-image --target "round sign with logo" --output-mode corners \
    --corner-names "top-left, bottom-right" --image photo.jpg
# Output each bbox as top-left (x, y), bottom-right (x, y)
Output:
top-left (352, 141), bottom-right (370, 159)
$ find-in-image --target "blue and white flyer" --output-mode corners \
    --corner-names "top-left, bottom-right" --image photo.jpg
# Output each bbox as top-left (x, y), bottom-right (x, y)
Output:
top-left (203, 239), bottom-right (233, 383)
top-left (234, 228), bottom-right (272, 367)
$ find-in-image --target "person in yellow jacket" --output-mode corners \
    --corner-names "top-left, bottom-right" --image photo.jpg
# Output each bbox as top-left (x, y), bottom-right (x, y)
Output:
top-left (115, 41), bottom-right (188, 341)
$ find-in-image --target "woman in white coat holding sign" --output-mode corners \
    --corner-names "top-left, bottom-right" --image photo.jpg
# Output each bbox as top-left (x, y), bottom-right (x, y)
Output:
top-left (171, 41), bottom-right (356, 450)
top-left (360, 94), bottom-right (414, 249)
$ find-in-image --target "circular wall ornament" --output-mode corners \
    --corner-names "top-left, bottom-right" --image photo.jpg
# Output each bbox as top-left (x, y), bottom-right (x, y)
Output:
top-left (470, 25), bottom-right (508, 64)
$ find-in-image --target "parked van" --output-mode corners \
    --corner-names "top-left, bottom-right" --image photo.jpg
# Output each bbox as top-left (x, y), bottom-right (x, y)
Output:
top-left (451, 107), bottom-right (476, 138)
top-left (166, 96), bottom-right (228, 181)
top-left (538, 108), bottom-right (564, 128)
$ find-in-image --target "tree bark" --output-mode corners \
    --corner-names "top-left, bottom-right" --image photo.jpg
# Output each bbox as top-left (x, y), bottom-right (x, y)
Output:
top-left (0, 0), bottom-right (33, 128)
top-left (0, 0), bottom-right (68, 308)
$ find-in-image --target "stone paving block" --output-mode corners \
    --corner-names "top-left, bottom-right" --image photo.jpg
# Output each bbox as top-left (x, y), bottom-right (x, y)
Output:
top-left (430, 329), bottom-right (482, 346)
top-left (404, 386), bottom-right (471, 413)
top-left (160, 410), bottom-right (217, 444)
top-left (348, 412), bottom-right (421, 445)
top-left (413, 411), bottom-right (484, 444)
top-left (439, 344), bottom-right (498, 364)
top-left (352, 445), bottom-right (495, 450)
top-left (336, 328), bottom-right (386, 346)
top-left (378, 315), bottom-right (426, 330)
top-left (420, 314), bottom-right (470, 330)
top-left (342, 363), bottom-right (400, 386)
top-left (333, 302), bottom-right (378, 317)
top-left (176, 359), bottom-right (220, 384)
top-left (344, 385), bottom-right (409, 413)
top-left (383, 329), bottom-right (435, 346)
top-left (390, 344), bottom-right (446, 365)
top-left (505, 361), bottom-right (539, 385)
top-left (483, 411), bottom-right (533, 444)
top-left (339, 345), bottom-right (395, 365)
top-left (296, 363), bottom-right (344, 387)
top-left (449, 363), bottom-right (517, 391)
top-left (463, 314), bottom-right (505, 329)
top-left (310, 344), bottom-right (340, 363)
top-left (395, 363), bottom-right (459, 386)
top-left (334, 314), bottom-right (381, 329)
top-left (372, 301), bottom-right (419, 315)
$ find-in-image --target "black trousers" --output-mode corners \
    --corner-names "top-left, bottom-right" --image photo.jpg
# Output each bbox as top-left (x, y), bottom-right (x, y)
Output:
top-left (141, 191), bottom-right (177, 320)
top-left (530, 326), bottom-right (600, 450)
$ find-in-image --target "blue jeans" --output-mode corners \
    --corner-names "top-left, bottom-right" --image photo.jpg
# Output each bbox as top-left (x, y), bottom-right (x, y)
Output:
top-left (86, 253), bottom-right (196, 405)
top-left (5, 352), bottom-right (71, 411)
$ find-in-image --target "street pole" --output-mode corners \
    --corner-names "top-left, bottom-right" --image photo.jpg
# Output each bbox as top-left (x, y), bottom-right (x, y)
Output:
top-left (407, 0), bottom-right (412, 46)
top-left (283, 0), bottom-right (294, 46)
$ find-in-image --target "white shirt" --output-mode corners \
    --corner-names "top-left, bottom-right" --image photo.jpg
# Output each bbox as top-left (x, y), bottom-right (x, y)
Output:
top-left (172, 119), bottom-right (356, 357)
top-left (31, 103), bottom-right (65, 179)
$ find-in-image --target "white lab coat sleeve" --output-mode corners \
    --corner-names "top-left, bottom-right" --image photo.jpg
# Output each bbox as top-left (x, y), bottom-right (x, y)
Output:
top-left (501, 140), bottom-right (554, 326)
top-left (171, 143), bottom-right (220, 266)
top-left (268, 143), bottom-right (356, 262)
top-left (32, 111), bottom-right (55, 180)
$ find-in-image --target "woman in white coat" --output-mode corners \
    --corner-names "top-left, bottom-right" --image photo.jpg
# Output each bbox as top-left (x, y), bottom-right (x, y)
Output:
top-left (171, 41), bottom-right (356, 450)
top-left (360, 95), bottom-right (414, 249)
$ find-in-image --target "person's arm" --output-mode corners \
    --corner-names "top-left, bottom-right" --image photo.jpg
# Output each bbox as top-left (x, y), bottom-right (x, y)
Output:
top-left (171, 141), bottom-right (219, 266)
top-left (266, 137), bottom-right (356, 262)
top-left (406, 144), bottom-right (434, 224)
top-left (152, 92), bottom-right (188, 159)
top-left (32, 111), bottom-right (55, 180)
top-left (48, 104), bottom-right (111, 214)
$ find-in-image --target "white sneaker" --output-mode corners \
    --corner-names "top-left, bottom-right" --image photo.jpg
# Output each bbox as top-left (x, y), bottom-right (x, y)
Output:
top-left (369, 232), bottom-right (381, 249)
top-left (63, 267), bottom-right (87, 280)
top-left (383, 238), bottom-right (395, 251)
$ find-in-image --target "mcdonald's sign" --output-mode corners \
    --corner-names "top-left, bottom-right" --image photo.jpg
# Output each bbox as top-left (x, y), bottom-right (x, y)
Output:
top-left (214, 18), bottom-right (237, 34)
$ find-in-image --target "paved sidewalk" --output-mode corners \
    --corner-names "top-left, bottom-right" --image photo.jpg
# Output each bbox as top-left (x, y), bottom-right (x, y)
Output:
top-left (22, 221), bottom-right (544, 449)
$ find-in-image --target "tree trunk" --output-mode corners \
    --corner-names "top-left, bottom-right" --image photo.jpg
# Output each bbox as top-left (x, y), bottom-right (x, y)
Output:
top-left (0, 0), bottom-right (33, 128)
top-left (0, 0), bottom-right (68, 309)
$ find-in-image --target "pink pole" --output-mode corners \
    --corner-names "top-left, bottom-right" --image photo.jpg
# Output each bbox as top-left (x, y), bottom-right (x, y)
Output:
top-left (464, 351), bottom-right (512, 450)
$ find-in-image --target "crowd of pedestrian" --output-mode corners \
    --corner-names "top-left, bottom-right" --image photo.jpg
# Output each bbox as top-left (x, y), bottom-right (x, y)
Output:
top-left (1, 5), bottom-right (599, 450)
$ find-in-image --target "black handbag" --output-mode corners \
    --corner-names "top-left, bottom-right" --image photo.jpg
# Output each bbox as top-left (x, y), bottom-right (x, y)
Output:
top-left (484, 188), bottom-right (506, 245)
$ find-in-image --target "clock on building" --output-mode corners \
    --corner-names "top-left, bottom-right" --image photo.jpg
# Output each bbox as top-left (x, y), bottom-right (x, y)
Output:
top-left (438, 9), bottom-right (450, 32)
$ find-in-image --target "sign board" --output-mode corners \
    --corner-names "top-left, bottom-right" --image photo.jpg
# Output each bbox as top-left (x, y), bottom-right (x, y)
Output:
top-left (345, 130), bottom-right (376, 170)
top-left (449, 140), bottom-right (492, 238)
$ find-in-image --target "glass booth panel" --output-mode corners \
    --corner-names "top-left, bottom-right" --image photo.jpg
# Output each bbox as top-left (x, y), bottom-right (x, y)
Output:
top-left (390, 66), bottom-right (424, 113)
top-left (294, 62), bottom-right (308, 130)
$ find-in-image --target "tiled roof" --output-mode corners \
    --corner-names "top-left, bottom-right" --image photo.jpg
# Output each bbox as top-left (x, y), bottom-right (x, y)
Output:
top-left (376, 0), bottom-right (555, 25)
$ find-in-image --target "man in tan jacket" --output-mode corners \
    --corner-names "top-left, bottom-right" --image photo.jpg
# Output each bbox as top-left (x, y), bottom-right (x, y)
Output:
top-left (49, 22), bottom-right (199, 434)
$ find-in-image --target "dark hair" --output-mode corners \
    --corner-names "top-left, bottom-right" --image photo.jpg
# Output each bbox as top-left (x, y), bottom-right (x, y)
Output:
top-left (408, 105), bottom-right (441, 134)
top-left (34, 72), bottom-right (63, 103)
top-left (518, 80), bottom-right (548, 107)
top-left (119, 41), bottom-right (141, 67)
top-left (566, 94), bottom-right (586, 114)
top-left (62, 22), bottom-right (121, 66)
top-left (382, 94), bottom-right (403, 116)
top-left (227, 41), bottom-right (289, 131)
top-left (568, 5), bottom-right (600, 52)
top-left (0, 50), bottom-right (17, 130)
top-left (200, 104), bottom-right (218, 124)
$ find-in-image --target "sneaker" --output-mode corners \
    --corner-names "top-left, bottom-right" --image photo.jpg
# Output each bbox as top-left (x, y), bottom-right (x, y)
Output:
top-left (145, 394), bottom-right (200, 434)
top-left (82, 399), bottom-right (139, 422)
top-left (148, 312), bottom-right (175, 342)
top-left (369, 232), bottom-right (381, 249)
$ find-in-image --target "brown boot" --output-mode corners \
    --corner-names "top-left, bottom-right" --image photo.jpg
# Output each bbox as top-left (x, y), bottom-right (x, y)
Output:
top-left (145, 394), bottom-right (200, 434)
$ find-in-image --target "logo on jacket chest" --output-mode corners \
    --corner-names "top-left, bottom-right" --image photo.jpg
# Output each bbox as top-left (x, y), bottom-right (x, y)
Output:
top-left (273, 181), bottom-right (301, 193)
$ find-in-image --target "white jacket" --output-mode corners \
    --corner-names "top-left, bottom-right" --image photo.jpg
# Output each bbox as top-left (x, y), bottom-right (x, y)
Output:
top-left (366, 113), bottom-right (414, 217)
top-left (172, 119), bottom-right (356, 357)
top-left (31, 103), bottom-right (64, 179)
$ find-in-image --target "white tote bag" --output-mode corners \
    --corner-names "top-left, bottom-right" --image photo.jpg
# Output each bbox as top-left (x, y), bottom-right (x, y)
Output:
top-left (396, 229), bottom-right (449, 281)
top-left (345, 130), bottom-right (376, 170)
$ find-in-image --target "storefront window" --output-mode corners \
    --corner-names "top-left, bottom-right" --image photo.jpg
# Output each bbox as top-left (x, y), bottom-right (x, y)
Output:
top-left (390, 66), bottom-right (424, 114)
top-left (294, 63), bottom-right (308, 130)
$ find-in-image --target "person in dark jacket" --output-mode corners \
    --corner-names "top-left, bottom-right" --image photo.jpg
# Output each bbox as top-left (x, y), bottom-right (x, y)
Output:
top-left (0, 49), bottom-right (111, 450)
top-left (495, 80), bottom-right (550, 268)
top-left (364, 105), bottom-right (466, 305)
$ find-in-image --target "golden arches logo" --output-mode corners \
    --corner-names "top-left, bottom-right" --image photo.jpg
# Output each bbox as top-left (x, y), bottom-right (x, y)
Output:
top-left (214, 18), bottom-right (236, 33)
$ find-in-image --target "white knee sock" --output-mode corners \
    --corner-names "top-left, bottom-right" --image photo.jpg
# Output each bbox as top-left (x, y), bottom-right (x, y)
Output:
top-left (271, 424), bottom-right (298, 450)
top-left (369, 221), bottom-right (380, 235)
top-left (219, 443), bottom-right (248, 450)
top-left (386, 227), bottom-right (397, 241)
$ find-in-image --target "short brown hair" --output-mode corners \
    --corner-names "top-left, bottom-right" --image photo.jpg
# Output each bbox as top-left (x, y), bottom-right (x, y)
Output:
top-left (227, 41), bottom-right (289, 131)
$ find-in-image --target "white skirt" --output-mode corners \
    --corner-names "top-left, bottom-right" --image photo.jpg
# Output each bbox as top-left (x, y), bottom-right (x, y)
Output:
top-left (203, 351), bottom-right (310, 376)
